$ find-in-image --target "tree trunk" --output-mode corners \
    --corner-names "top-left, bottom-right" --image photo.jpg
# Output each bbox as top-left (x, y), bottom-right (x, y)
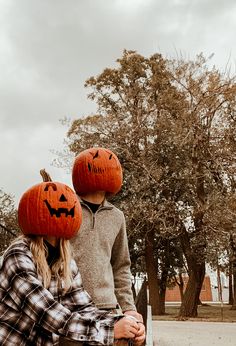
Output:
top-left (178, 224), bottom-right (206, 318)
top-left (158, 239), bottom-right (172, 315)
top-left (178, 154), bottom-right (207, 318)
top-left (159, 286), bottom-right (166, 315)
top-left (145, 229), bottom-right (161, 315)
top-left (135, 279), bottom-right (148, 328)
top-left (176, 273), bottom-right (184, 302)
top-left (179, 263), bottom-right (205, 317)
top-left (131, 281), bottom-right (136, 301)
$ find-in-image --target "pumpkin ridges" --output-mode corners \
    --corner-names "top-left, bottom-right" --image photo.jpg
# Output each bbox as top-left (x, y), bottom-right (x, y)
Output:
top-left (18, 177), bottom-right (82, 239)
top-left (72, 147), bottom-right (123, 195)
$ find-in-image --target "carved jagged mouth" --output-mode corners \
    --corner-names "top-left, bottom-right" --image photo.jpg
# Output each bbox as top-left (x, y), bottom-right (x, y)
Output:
top-left (87, 163), bottom-right (105, 173)
top-left (44, 200), bottom-right (75, 218)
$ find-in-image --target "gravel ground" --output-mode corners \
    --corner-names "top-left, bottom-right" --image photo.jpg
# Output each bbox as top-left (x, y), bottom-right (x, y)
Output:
top-left (152, 320), bottom-right (236, 346)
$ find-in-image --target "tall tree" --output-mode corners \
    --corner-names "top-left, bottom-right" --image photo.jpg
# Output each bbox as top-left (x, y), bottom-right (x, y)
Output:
top-left (164, 56), bottom-right (236, 317)
top-left (59, 50), bottom-right (236, 317)
top-left (65, 51), bottom-right (185, 314)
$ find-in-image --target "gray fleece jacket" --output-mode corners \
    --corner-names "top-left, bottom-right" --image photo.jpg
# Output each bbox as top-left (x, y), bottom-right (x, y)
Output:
top-left (70, 198), bottom-right (136, 312)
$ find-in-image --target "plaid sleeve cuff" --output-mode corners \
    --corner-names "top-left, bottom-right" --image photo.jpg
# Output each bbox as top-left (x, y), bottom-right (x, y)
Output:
top-left (58, 313), bottom-right (115, 345)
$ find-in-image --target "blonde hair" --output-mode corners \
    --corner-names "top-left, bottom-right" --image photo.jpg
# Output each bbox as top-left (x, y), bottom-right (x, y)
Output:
top-left (11, 235), bottom-right (73, 291)
top-left (29, 236), bottom-right (73, 290)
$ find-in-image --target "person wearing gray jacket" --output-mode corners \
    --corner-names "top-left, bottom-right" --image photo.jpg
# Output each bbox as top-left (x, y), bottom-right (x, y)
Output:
top-left (71, 197), bottom-right (135, 312)
top-left (70, 147), bottom-right (145, 345)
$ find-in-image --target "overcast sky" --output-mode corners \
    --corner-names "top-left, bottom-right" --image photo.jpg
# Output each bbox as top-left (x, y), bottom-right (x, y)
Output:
top-left (1, 0), bottom-right (236, 205)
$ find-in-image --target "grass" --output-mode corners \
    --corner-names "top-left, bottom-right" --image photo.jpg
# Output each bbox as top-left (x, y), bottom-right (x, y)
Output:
top-left (153, 303), bottom-right (236, 322)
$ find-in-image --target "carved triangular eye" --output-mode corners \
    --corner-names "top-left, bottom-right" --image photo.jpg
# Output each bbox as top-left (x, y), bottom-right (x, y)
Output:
top-left (44, 183), bottom-right (57, 191)
top-left (93, 150), bottom-right (99, 159)
top-left (59, 194), bottom-right (67, 202)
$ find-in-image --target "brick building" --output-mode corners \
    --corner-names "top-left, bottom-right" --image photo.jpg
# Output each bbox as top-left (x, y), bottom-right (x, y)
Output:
top-left (165, 275), bottom-right (213, 302)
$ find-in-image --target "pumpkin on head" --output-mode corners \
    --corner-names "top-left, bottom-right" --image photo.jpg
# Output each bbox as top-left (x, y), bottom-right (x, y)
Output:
top-left (18, 181), bottom-right (82, 239)
top-left (72, 147), bottom-right (123, 196)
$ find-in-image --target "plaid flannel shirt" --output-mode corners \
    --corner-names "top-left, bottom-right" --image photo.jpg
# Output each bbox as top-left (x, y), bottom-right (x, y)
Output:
top-left (0, 238), bottom-right (118, 346)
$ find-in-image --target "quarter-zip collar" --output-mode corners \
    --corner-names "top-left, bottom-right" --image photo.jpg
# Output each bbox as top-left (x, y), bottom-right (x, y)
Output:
top-left (81, 199), bottom-right (100, 213)
top-left (78, 196), bottom-right (113, 211)
top-left (78, 196), bottom-right (113, 229)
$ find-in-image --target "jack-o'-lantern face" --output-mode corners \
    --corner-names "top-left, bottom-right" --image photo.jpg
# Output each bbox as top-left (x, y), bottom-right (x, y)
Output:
top-left (72, 147), bottom-right (123, 195)
top-left (43, 182), bottom-right (76, 218)
top-left (18, 182), bottom-right (82, 239)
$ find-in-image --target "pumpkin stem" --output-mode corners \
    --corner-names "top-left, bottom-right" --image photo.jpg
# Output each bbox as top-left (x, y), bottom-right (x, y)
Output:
top-left (40, 169), bottom-right (53, 182)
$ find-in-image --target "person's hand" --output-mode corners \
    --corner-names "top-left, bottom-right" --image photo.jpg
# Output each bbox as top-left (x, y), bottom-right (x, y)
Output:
top-left (114, 316), bottom-right (139, 339)
top-left (123, 312), bottom-right (146, 346)
top-left (124, 310), bottom-right (144, 323)
top-left (133, 322), bottom-right (145, 346)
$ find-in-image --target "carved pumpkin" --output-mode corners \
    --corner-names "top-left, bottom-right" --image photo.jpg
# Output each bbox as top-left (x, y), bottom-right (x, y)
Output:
top-left (72, 147), bottom-right (123, 195)
top-left (18, 181), bottom-right (82, 239)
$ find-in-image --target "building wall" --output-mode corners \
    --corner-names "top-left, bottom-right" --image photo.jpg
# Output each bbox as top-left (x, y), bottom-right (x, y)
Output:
top-left (165, 275), bottom-right (213, 302)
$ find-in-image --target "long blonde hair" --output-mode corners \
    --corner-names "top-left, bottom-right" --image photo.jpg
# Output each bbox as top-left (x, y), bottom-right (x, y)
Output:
top-left (29, 235), bottom-right (73, 290)
top-left (8, 235), bottom-right (73, 290)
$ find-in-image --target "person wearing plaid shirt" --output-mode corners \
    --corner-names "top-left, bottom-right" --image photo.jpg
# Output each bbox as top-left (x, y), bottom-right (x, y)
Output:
top-left (0, 181), bottom-right (143, 345)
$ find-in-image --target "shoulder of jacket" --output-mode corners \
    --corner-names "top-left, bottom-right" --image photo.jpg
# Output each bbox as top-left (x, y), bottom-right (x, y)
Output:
top-left (7, 238), bottom-right (28, 251)
top-left (1, 238), bottom-right (35, 273)
top-left (104, 200), bottom-right (125, 217)
top-left (4, 238), bottom-right (32, 259)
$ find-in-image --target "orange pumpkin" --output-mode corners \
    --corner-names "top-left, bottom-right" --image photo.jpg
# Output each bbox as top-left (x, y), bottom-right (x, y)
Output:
top-left (72, 147), bottom-right (123, 195)
top-left (18, 181), bottom-right (82, 239)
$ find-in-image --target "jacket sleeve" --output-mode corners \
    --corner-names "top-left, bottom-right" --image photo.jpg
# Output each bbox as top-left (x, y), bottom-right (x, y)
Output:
top-left (111, 212), bottom-right (136, 312)
top-left (3, 244), bottom-right (116, 345)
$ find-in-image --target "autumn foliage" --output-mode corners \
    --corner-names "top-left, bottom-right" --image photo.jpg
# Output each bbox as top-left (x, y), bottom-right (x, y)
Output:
top-left (56, 50), bottom-right (236, 317)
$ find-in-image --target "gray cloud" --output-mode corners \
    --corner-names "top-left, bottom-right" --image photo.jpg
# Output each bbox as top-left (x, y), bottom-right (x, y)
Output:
top-left (0, 0), bottom-right (236, 203)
